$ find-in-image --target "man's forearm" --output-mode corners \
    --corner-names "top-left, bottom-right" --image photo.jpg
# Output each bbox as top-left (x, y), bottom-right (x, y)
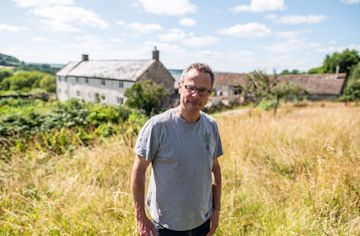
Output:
top-left (131, 167), bottom-right (147, 220)
top-left (212, 162), bottom-right (222, 210)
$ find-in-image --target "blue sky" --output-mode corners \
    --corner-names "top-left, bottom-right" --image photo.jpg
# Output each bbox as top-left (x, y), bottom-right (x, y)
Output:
top-left (0, 0), bottom-right (359, 72)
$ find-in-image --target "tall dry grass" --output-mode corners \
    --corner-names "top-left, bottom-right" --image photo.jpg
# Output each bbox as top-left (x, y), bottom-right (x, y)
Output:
top-left (1, 102), bottom-right (359, 235)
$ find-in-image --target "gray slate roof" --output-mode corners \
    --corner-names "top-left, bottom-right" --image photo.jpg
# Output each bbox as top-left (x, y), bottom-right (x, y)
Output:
top-left (57, 60), bottom-right (155, 81)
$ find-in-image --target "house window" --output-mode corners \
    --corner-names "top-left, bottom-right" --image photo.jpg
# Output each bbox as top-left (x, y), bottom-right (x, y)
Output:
top-left (76, 90), bottom-right (81, 96)
top-left (119, 81), bottom-right (124, 88)
top-left (85, 78), bottom-right (89, 84)
top-left (76, 77), bottom-right (79, 83)
top-left (116, 97), bottom-right (123, 104)
top-left (58, 77), bottom-right (62, 82)
top-left (101, 79), bottom-right (106, 86)
top-left (64, 77), bottom-right (68, 82)
top-left (101, 94), bottom-right (106, 101)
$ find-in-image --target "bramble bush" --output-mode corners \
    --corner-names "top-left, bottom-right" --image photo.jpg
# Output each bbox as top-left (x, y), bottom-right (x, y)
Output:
top-left (0, 99), bottom-right (147, 159)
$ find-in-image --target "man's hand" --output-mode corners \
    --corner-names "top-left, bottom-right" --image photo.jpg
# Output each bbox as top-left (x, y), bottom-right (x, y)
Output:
top-left (206, 209), bottom-right (220, 236)
top-left (136, 216), bottom-right (157, 236)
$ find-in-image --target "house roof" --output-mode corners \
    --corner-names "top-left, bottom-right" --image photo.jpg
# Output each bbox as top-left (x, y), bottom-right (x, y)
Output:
top-left (56, 59), bottom-right (156, 81)
top-left (214, 72), bottom-right (248, 87)
top-left (278, 73), bottom-right (346, 95)
top-left (213, 72), bottom-right (346, 95)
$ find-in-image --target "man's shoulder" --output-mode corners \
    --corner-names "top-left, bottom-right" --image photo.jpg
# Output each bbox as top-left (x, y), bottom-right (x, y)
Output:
top-left (147, 109), bottom-right (175, 126)
top-left (201, 111), bottom-right (217, 124)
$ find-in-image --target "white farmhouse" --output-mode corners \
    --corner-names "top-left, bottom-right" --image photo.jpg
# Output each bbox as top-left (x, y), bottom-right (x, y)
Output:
top-left (56, 47), bottom-right (174, 105)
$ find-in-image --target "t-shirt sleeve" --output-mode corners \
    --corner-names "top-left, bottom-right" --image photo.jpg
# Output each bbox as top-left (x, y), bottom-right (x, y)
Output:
top-left (213, 121), bottom-right (223, 159)
top-left (134, 118), bottom-right (159, 161)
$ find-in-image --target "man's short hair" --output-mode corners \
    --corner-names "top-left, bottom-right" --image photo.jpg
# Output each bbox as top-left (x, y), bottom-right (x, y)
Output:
top-left (180, 63), bottom-right (215, 88)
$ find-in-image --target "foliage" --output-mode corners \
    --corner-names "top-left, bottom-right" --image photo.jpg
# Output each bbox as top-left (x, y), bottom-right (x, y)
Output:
top-left (308, 49), bottom-right (360, 76)
top-left (16, 63), bottom-right (60, 74)
top-left (125, 80), bottom-right (169, 116)
top-left (0, 53), bottom-right (22, 66)
top-left (0, 69), bottom-right (13, 83)
top-left (0, 70), bottom-right (55, 92)
top-left (0, 52), bottom-right (60, 74)
top-left (1, 103), bottom-right (359, 235)
top-left (279, 69), bottom-right (303, 75)
top-left (0, 98), bottom-right (147, 158)
top-left (308, 66), bottom-right (325, 74)
top-left (342, 80), bottom-right (360, 101)
top-left (243, 70), bottom-right (304, 114)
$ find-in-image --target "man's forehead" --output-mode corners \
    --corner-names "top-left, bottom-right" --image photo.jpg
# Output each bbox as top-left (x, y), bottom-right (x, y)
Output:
top-left (183, 69), bottom-right (211, 81)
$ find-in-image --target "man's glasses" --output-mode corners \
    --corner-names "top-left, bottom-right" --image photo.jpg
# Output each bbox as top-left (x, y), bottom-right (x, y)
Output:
top-left (183, 85), bottom-right (212, 96)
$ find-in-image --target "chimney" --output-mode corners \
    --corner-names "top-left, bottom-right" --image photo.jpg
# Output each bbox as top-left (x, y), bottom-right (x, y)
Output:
top-left (152, 46), bottom-right (159, 61)
top-left (81, 54), bottom-right (89, 61)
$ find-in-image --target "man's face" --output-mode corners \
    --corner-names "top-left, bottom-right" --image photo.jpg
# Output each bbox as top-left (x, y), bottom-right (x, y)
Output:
top-left (178, 68), bottom-right (212, 113)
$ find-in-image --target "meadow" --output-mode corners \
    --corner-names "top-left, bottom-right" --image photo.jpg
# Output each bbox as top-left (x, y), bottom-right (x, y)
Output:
top-left (1, 102), bottom-right (359, 235)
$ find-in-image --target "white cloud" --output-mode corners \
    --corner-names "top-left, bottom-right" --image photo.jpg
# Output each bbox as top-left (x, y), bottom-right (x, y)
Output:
top-left (116, 21), bottom-right (126, 26)
top-left (125, 22), bottom-right (162, 33)
top-left (276, 30), bottom-right (310, 39)
top-left (11, 0), bottom-right (74, 8)
top-left (0, 23), bottom-right (28, 32)
top-left (341, 0), bottom-right (360, 4)
top-left (182, 35), bottom-right (218, 47)
top-left (12, 0), bottom-right (108, 32)
top-left (159, 28), bottom-right (186, 42)
top-left (275, 15), bottom-right (327, 24)
top-left (317, 44), bottom-right (360, 54)
top-left (135, 0), bottom-right (197, 16)
top-left (158, 29), bottom-right (218, 47)
top-left (231, 0), bottom-right (285, 13)
top-left (32, 5), bottom-right (108, 30)
top-left (265, 39), bottom-right (317, 54)
top-left (110, 38), bottom-right (122, 43)
top-left (179, 18), bottom-right (196, 26)
top-left (218, 23), bottom-right (271, 37)
top-left (32, 37), bottom-right (50, 42)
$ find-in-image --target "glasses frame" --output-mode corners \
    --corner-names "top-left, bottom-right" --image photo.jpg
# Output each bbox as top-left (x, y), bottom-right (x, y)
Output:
top-left (183, 84), bottom-right (213, 96)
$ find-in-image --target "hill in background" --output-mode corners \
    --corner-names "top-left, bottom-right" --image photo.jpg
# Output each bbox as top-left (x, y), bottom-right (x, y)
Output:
top-left (0, 53), bottom-right (63, 74)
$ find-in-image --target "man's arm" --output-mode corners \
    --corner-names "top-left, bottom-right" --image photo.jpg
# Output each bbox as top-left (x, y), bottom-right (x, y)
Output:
top-left (207, 158), bottom-right (222, 236)
top-left (131, 155), bottom-right (156, 236)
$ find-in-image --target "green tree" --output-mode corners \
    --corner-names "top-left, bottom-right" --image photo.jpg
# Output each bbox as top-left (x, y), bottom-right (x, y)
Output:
top-left (125, 80), bottom-right (169, 116)
top-left (341, 62), bottom-right (360, 101)
top-left (0, 69), bottom-right (13, 82)
top-left (39, 74), bottom-right (56, 92)
top-left (0, 71), bottom-right (55, 92)
top-left (309, 49), bottom-right (360, 76)
top-left (243, 70), bottom-right (303, 115)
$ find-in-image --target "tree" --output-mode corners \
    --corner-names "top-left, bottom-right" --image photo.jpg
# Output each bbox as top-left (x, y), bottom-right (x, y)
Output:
top-left (309, 49), bottom-right (360, 76)
top-left (243, 70), bottom-right (303, 115)
top-left (39, 74), bottom-right (56, 92)
top-left (125, 80), bottom-right (170, 116)
top-left (0, 71), bottom-right (55, 92)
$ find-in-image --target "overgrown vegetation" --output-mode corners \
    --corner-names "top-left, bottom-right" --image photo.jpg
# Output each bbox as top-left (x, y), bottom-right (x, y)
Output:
top-left (125, 80), bottom-right (170, 116)
top-left (0, 99), bottom-right (147, 160)
top-left (1, 102), bottom-right (359, 235)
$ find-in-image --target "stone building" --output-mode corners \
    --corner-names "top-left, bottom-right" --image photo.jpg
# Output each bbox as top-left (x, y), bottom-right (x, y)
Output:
top-left (56, 47), bottom-right (174, 105)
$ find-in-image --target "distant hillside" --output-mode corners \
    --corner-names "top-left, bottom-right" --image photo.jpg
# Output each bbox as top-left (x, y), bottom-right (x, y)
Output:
top-left (0, 53), bottom-right (23, 67)
top-left (0, 52), bottom-right (62, 74)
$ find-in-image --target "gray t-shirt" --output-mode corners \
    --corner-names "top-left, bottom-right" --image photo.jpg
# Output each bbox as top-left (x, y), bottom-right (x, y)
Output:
top-left (135, 108), bottom-right (223, 231)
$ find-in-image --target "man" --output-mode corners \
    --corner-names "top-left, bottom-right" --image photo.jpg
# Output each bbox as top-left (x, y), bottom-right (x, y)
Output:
top-left (131, 63), bottom-right (223, 236)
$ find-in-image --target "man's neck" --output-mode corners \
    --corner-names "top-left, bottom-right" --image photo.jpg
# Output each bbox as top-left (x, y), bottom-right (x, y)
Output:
top-left (177, 105), bottom-right (201, 123)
